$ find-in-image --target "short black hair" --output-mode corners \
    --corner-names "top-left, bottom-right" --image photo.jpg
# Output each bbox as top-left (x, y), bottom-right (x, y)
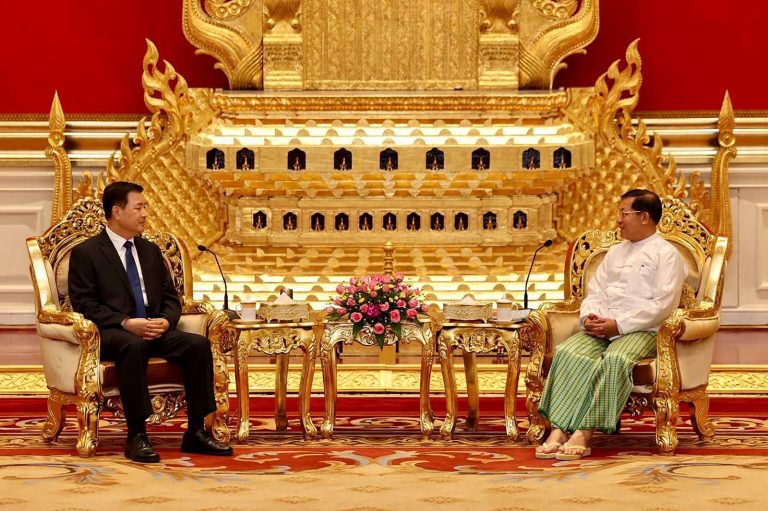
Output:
top-left (621, 188), bottom-right (662, 224)
top-left (103, 181), bottom-right (144, 219)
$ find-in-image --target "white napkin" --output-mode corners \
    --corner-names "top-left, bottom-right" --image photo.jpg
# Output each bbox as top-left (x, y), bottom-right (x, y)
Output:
top-left (274, 292), bottom-right (296, 304)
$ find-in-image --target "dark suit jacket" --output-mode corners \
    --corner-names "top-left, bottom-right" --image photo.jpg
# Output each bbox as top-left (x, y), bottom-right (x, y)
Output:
top-left (68, 229), bottom-right (181, 331)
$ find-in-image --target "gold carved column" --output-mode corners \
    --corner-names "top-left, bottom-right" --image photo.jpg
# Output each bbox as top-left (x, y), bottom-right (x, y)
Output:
top-left (264, 0), bottom-right (303, 89)
top-left (478, 1), bottom-right (519, 89)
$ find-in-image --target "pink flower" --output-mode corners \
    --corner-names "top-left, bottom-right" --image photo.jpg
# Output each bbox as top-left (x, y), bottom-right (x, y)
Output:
top-left (382, 274), bottom-right (392, 284)
top-left (379, 302), bottom-right (390, 312)
top-left (347, 298), bottom-right (356, 306)
top-left (347, 285), bottom-right (357, 294)
top-left (334, 298), bottom-right (343, 305)
top-left (373, 323), bottom-right (385, 335)
top-left (325, 306), bottom-right (335, 314)
top-left (397, 299), bottom-right (406, 308)
top-left (370, 291), bottom-right (377, 298)
top-left (337, 307), bottom-right (347, 314)
top-left (350, 312), bottom-right (363, 323)
top-left (389, 310), bottom-right (401, 323)
top-left (350, 277), bottom-right (358, 285)
top-left (407, 308), bottom-right (418, 319)
top-left (421, 304), bottom-right (430, 312)
top-left (395, 272), bottom-right (404, 282)
top-left (336, 284), bottom-right (345, 294)
top-left (366, 307), bottom-right (380, 317)
top-left (360, 304), bottom-right (369, 314)
top-left (408, 299), bottom-right (419, 308)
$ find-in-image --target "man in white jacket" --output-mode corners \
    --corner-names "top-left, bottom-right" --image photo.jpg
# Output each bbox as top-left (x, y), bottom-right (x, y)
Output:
top-left (535, 189), bottom-right (686, 460)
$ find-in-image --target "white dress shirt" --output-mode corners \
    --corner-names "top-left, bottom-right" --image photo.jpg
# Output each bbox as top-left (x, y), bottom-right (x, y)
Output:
top-left (105, 226), bottom-right (148, 306)
top-left (580, 233), bottom-right (686, 337)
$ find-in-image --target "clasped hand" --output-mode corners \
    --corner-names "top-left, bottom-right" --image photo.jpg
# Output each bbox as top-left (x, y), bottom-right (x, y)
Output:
top-left (583, 314), bottom-right (619, 339)
top-left (124, 317), bottom-right (170, 340)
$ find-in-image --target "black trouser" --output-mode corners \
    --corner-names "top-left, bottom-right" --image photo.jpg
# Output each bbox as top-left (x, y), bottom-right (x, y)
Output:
top-left (100, 328), bottom-right (216, 425)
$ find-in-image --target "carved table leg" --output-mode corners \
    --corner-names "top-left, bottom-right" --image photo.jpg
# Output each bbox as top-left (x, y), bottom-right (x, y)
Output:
top-left (504, 336), bottom-right (521, 441)
top-left (299, 341), bottom-right (317, 440)
top-left (275, 353), bottom-right (289, 431)
top-left (439, 343), bottom-right (457, 439)
top-left (463, 351), bottom-right (479, 430)
top-left (419, 337), bottom-right (434, 441)
top-left (234, 332), bottom-right (251, 443)
top-left (321, 341), bottom-right (338, 440)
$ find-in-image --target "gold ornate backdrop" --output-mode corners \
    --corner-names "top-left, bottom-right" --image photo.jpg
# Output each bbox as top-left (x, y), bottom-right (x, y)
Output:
top-left (29, 1), bottom-right (750, 394)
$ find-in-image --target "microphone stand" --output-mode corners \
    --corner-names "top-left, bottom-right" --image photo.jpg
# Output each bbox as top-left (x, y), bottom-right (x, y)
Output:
top-left (524, 240), bottom-right (553, 310)
top-left (198, 245), bottom-right (238, 318)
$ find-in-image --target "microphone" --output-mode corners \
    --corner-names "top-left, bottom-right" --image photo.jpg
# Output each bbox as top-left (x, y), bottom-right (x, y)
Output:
top-left (198, 244), bottom-right (234, 315)
top-left (524, 239), bottom-right (553, 310)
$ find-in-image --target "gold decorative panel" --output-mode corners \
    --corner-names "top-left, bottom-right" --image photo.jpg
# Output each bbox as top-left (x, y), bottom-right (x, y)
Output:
top-left (303, 0), bottom-right (480, 90)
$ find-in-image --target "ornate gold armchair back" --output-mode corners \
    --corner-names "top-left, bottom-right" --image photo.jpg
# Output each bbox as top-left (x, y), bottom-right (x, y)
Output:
top-left (525, 196), bottom-right (729, 454)
top-left (27, 196), bottom-right (232, 457)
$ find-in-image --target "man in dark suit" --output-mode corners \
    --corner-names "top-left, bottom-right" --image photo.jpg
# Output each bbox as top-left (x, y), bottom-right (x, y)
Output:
top-left (68, 181), bottom-right (232, 462)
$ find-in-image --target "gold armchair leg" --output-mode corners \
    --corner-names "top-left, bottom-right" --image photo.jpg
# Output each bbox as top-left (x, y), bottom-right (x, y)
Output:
top-left (463, 351), bottom-right (479, 430)
top-left (75, 398), bottom-right (100, 457)
top-left (653, 396), bottom-right (680, 455)
top-left (42, 396), bottom-right (66, 443)
top-left (690, 394), bottom-right (716, 441)
top-left (275, 353), bottom-right (289, 431)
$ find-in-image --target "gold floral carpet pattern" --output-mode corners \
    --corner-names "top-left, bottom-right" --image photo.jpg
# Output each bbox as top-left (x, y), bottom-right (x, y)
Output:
top-left (1, 399), bottom-right (767, 510)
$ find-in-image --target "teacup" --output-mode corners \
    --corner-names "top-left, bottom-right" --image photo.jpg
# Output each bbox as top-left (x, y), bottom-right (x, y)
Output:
top-left (238, 300), bottom-right (258, 321)
top-left (496, 299), bottom-right (514, 322)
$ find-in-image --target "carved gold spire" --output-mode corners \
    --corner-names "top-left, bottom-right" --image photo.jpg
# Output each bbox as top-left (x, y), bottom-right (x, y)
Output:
top-left (45, 91), bottom-right (73, 224)
top-left (557, 39), bottom-right (695, 238)
top-left (106, 40), bottom-right (223, 252)
top-left (182, 0), bottom-right (264, 89)
top-left (711, 91), bottom-right (736, 260)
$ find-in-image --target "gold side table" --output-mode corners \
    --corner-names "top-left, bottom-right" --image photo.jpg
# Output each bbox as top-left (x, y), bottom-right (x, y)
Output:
top-left (319, 320), bottom-right (435, 440)
top-left (229, 320), bottom-right (323, 441)
top-left (437, 321), bottom-right (525, 440)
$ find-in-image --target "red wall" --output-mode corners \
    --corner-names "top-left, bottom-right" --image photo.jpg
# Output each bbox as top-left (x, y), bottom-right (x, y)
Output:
top-left (1, 1), bottom-right (765, 114)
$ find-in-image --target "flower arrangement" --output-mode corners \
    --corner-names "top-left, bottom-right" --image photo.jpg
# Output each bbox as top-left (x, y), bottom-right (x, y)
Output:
top-left (325, 272), bottom-right (430, 348)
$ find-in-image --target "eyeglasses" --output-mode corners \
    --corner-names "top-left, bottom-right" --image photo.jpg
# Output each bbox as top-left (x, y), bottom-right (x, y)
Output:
top-left (618, 210), bottom-right (643, 218)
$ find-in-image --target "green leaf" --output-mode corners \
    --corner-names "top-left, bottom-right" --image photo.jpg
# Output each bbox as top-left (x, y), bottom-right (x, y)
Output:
top-left (376, 333), bottom-right (385, 350)
top-left (352, 322), bottom-right (364, 339)
top-left (390, 321), bottom-right (402, 340)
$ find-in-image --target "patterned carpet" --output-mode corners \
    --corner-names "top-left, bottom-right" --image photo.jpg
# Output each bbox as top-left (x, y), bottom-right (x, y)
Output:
top-left (1, 398), bottom-right (767, 510)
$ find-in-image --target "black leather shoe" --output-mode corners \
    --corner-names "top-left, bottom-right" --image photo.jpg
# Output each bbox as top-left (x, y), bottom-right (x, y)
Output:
top-left (124, 433), bottom-right (160, 463)
top-left (181, 430), bottom-right (233, 456)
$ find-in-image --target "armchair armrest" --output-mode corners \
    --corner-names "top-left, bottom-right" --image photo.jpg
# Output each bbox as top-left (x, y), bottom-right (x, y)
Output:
top-left (36, 309), bottom-right (101, 397)
top-left (37, 310), bottom-right (96, 345)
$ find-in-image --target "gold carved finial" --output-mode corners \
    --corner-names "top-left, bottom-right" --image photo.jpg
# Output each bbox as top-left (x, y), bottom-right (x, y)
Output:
top-left (383, 240), bottom-right (395, 274)
top-left (46, 91), bottom-right (73, 224)
top-left (519, 0), bottom-right (600, 88)
top-left (710, 91), bottom-right (736, 260)
top-left (182, 0), bottom-right (264, 89)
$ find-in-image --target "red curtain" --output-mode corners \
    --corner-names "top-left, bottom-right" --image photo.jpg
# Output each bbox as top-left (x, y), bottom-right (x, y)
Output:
top-left (0, 0), bottom-right (764, 113)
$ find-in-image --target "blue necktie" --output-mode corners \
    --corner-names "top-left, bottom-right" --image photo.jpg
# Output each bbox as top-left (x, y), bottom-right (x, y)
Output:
top-left (123, 240), bottom-right (146, 318)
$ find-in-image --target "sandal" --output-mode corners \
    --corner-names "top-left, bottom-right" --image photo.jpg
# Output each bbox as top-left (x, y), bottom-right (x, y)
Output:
top-left (554, 443), bottom-right (591, 461)
top-left (534, 442), bottom-right (563, 459)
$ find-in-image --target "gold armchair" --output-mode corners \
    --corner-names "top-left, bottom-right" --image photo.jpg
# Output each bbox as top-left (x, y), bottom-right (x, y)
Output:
top-left (524, 197), bottom-right (730, 454)
top-left (27, 196), bottom-right (235, 456)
